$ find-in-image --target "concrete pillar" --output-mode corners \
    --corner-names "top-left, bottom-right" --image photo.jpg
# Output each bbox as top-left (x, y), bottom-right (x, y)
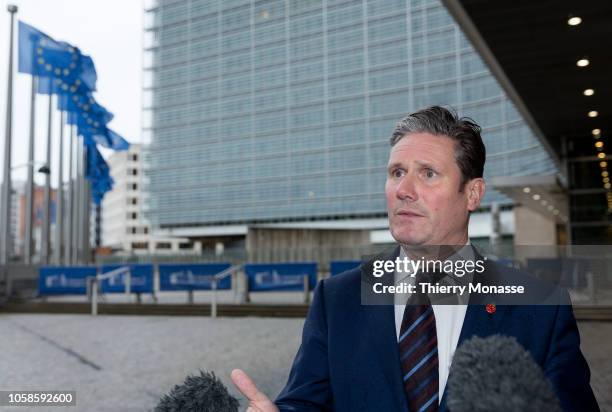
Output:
top-left (513, 205), bottom-right (559, 262)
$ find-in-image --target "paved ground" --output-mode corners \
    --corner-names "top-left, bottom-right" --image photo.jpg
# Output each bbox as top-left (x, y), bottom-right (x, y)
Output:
top-left (0, 314), bottom-right (302, 411)
top-left (579, 322), bottom-right (612, 411)
top-left (0, 314), bottom-right (609, 411)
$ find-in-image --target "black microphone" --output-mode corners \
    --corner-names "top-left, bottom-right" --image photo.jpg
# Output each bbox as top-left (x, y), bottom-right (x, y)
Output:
top-left (447, 335), bottom-right (561, 412)
top-left (155, 370), bottom-right (239, 412)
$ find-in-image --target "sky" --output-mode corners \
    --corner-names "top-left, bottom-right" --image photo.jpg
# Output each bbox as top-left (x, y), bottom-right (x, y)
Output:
top-left (0, 0), bottom-right (143, 186)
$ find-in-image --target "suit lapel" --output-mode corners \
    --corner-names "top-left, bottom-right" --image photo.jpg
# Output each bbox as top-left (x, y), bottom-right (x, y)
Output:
top-left (460, 247), bottom-right (512, 337)
top-left (361, 302), bottom-right (408, 411)
top-left (359, 246), bottom-right (409, 412)
top-left (439, 248), bottom-right (511, 411)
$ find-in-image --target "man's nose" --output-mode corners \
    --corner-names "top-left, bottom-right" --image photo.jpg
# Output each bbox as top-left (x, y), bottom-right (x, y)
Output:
top-left (396, 174), bottom-right (418, 201)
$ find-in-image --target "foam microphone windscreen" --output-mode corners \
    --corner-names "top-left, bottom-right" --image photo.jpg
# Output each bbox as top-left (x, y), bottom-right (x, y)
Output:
top-left (447, 335), bottom-right (561, 412)
top-left (155, 370), bottom-right (239, 412)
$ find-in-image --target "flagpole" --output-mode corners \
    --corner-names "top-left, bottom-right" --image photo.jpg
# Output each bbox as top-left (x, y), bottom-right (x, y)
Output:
top-left (75, 139), bottom-right (82, 264)
top-left (1, 4), bottom-right (18, 265)
top-left (54, 110), bottom-right (64, 264)
top-left (24, 75), bottom-right (37, 264)
top-left (71, 135), bottom-right (78, 264)
top-left (84, 179), bottom-right (91, 264)
top-left (65, 125), bottom-right (74, 265)
top-left (82, 145), bottom-right (90, 264)
top-left (41, 88), bottom-right (53, 265)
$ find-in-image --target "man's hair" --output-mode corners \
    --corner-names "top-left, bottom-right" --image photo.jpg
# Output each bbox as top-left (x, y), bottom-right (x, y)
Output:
top-left (390, 106), bottom-right (486, 190)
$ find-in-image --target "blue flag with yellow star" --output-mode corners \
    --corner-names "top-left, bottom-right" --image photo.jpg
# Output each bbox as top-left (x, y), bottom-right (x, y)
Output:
top-left (93, 128), bottom-right (130, 151)
top-left (19, 20), bottom-right (129, 156)
top-left (59, 92), bottom-right (128, 151)
top-left (18, 21), bottom-right (84, 93)
top-left (59, 91), bottom-right (113, 125)
top-left (85, 142), bottom-right (114, 205)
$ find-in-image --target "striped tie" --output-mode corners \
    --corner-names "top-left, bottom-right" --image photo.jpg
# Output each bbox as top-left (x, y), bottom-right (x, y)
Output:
top-left (399, 294), bottom-right (439, 412)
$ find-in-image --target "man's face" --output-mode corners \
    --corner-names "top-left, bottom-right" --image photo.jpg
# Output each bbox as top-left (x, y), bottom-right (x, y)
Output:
top-left (385, 132), bottom-right (484, 247)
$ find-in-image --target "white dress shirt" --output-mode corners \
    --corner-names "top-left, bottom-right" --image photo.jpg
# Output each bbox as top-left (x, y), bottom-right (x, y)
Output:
top-left (394, 244), bottom-right (473, 403)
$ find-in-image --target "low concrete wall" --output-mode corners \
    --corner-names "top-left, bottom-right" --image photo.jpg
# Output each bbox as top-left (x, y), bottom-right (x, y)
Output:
top-left (1, 264), bottom-right (40, 299)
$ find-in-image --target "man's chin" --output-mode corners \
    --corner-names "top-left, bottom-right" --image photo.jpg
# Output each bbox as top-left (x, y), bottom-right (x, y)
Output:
top-left (390, 232), bottom-right (429, 247)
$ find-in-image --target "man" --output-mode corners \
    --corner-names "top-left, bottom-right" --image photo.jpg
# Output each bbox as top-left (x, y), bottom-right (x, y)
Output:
top-left (231, 106), bottom-right (599, 411)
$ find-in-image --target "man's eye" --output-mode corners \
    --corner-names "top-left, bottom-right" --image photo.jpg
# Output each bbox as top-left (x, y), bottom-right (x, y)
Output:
top-left (392, 169), bottom-right (404, 178)
top-left (424, 169), bottom-right (437, 179)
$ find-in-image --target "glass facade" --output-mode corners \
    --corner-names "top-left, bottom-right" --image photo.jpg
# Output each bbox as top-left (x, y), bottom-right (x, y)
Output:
top-left (143, 0), bottom-right (557, 228)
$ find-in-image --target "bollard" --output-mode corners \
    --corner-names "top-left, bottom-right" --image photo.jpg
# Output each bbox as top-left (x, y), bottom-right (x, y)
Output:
top-left (91, 279), bottom-right (98, 316)
top-left (238, 270), bottom-right (250, 304)
top-left (152, 263), bottom-right (159, 303)
top-left (187, 289), bottom-right (194, 304)
top-left (86, 276), bottom-right (92, 302)
top-left (211, 278), bottom-right (218, 318)
top-left (231, 270), bottom-right (238, 302)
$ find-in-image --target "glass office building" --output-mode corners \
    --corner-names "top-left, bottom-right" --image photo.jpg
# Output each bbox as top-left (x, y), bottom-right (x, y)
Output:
top-left (143, 0), bottom-right (557, 229)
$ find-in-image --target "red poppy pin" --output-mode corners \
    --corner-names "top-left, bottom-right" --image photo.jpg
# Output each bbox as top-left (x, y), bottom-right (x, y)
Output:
top-left (486, 303), bottom-right (496, 314)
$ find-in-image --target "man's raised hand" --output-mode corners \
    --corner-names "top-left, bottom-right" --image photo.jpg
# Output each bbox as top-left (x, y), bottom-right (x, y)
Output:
top-left (231, 369), bottom-right (279, 412)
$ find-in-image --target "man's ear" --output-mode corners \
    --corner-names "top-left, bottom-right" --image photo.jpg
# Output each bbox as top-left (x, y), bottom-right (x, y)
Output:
top-left (466, 178), bottom-right (485, 211)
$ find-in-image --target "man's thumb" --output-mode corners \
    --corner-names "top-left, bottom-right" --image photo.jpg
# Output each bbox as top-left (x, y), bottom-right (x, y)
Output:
top-left (231, 369), bottom-right (270, 403)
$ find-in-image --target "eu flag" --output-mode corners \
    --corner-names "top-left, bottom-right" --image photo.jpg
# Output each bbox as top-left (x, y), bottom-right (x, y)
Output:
top-left (19, 21), bottom-right (129, 153)
top-left (93, 129), bottom-right (130, 151)
top-left (19, 21), bottom-right (82, 90)
top-left (59, 91), bottom-right (113, 125)
top-left (80, 125), bottom-right (129, 151)
top-left (61, 91), bottom-right (129, 151)
top-left (85, 143), bottom-right (114, 205)
top-left (79, 55), bottom-right (97, 91)
top-left (45, 54), bottom-right (97, 95)
top-left (36, 53), bottom-right (97, 97)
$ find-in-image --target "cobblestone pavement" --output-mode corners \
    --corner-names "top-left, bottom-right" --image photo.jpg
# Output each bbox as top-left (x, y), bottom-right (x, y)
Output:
top-left (0, 314), bottom-right (609, 411)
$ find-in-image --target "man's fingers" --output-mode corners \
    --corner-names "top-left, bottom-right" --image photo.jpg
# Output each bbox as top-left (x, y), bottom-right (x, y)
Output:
top-left (232, 369), bottom-right (279, 412)
top-left (231, 369), bottom-right (270, 403)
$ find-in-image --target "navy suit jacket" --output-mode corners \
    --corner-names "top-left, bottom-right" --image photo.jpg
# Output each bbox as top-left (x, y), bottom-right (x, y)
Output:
top-left (275, 247), bottom-right (599, 412)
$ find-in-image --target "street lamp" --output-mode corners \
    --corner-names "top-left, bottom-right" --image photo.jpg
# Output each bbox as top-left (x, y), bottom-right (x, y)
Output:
top-left (37, 165), bottom-right (51, 175)
top-left (12, 161), bottom-right (50, 174)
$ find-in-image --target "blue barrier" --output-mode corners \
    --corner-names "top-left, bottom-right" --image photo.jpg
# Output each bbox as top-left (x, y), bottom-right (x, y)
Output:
top-left (245, 262), bottom-right (317, 292)
top-left (159, 263), bottom-right (232, 291)
top-left (39, 266), bottom-right (97, 295)
top-left (100, 264), bottom-right (153, 294)
top-left (330, 260), bottom-right (361, 276)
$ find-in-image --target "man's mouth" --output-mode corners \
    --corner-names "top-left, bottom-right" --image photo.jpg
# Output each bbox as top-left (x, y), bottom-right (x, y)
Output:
top-left (396, 209), bottom-right (425, 218)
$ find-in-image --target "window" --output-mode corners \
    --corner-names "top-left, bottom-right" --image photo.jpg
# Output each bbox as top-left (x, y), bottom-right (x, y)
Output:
top-left (128, 212), bottom-right (138, 220)
top-left (132, 242), bottom-right (148, 249)
top-left (156, 242), bottom-right (172, 249)
top-left (130, 198), bottom-right (138, 205)
top-left (131, 154), bottom-right (138, 161)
